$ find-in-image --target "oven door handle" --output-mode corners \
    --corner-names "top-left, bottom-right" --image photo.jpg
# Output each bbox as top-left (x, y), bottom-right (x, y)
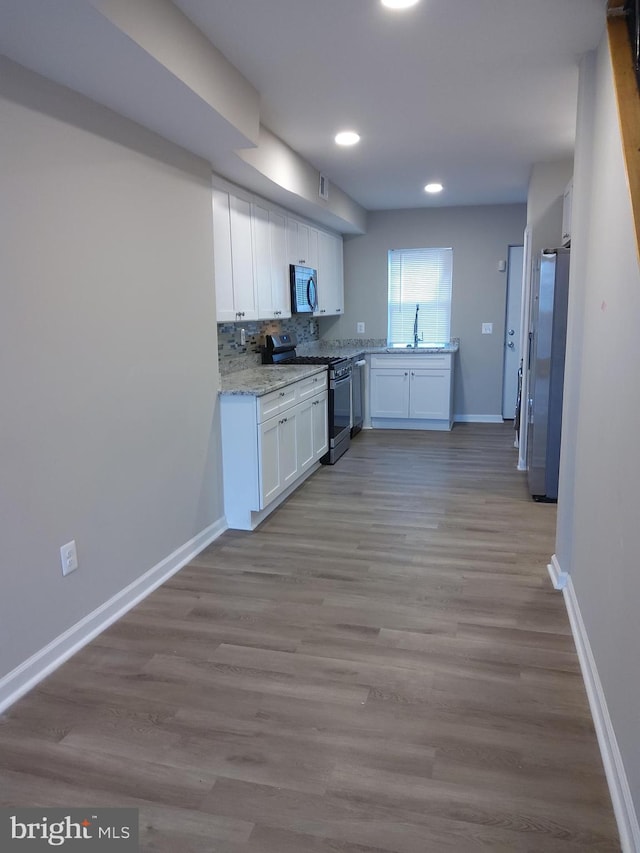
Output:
top-left (331, 373), bottom-right (351, 390)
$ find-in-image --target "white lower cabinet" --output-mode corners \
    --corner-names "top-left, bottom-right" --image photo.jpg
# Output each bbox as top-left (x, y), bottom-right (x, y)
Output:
top-left (221, 371), bottom-right (328, 530)
top-left (258, 408), bottom-right (298, 506)
top-left (369, 354), bottom-right (454, 430)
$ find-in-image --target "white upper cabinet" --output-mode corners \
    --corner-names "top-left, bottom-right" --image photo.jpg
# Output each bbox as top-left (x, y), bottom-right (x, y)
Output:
top-left (287, 217), bottom-right (319, 269)
top-left (316, 229), bottom-right (345, 316)
top-left (253, 203), bottom-right (291, 320)
top-left (213, 184), bottom-right (258, 322)
top-left (213, 177), bottom-right (342, 322)
top-left (269, 208), bottom-right (290, 318)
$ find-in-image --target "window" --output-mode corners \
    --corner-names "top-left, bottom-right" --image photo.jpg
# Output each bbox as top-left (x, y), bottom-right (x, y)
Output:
top-left (387, 247), bottom-right (453, 345)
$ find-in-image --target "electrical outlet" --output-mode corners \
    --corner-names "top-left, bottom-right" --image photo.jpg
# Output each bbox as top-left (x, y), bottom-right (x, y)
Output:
top-left (60, 540), bottom-right (78, 576)
top-left (357, 322), bottom-right (365, 334)
top-left (482, 322), bottom-right (493, 335)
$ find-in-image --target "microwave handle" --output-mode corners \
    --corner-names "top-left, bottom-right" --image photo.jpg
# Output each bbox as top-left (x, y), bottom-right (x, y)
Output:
top-left (307, 276), bottom-right (318, 311)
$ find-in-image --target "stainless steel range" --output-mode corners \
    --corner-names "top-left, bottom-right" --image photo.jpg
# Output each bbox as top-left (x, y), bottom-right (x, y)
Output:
top-left (262, 333), bottom-right (351, 464)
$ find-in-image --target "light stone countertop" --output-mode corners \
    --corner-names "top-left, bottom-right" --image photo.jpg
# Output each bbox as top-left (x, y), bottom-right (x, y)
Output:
top-left (219, 341), bottom-right (459, 396)
top-left (219, 364), bottom-right (327, 397)
top-left (297, 340), bottom-right (459, 358)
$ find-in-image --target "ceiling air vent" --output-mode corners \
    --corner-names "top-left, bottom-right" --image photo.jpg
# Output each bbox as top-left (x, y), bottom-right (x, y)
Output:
top-left (318, 173), bottom-right (329, 200)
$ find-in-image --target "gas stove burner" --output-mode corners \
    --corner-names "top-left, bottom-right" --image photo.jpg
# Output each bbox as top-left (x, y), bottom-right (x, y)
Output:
top-left (262, 333), bottom-right (348, 371)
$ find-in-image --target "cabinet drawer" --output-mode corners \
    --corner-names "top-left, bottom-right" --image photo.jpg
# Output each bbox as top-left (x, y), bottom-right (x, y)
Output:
top-left (297, 371), bottom-right (327, 401)
top-left (258, 384), bottom-right (297, 422)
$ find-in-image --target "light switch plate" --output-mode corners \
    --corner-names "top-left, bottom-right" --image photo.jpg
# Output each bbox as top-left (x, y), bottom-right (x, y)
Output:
top-left (357, 322), bottom-right (365, 334)
top-left (482, 322), bottom-right (493, 334)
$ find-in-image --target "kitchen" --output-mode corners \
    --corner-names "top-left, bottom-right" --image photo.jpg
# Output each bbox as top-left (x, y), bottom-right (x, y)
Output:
top-left (1, 1), bottom-right (639, 850)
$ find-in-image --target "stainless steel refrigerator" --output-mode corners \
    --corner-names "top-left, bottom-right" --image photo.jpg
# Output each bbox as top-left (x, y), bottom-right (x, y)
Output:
top-left (527, 248), bottom-right (570, 501)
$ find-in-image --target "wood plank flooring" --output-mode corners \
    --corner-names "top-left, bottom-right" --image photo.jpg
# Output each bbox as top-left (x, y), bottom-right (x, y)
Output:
top-left (0, 424), bottom-right (620, 851)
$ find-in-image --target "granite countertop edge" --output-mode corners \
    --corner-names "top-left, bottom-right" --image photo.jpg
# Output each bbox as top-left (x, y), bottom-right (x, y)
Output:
top-left (219, 364), bottom-right (327, 397)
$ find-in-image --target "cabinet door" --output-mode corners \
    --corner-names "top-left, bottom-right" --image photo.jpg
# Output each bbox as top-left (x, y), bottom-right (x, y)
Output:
top-left (287, 217), bottom-right (305, 265)
top-left (279, 410), bottom-right (298, 490)
top-left (212, 188), bottom-right (236, 322)
top-left (258, 416), bottom-right (281, 507)
top-left (370, 369), bottom-right (410, 418)
top-left (311, 392), bottom-right (328, 460)
top-left (286, 217), bottom-right (318, 270)
top-left (333, 235), bottom-right (344, 315)
top-left (253, 201), bottom-right (273, 318)
top-left (229, 194), bottom-right (258, 320)
top-left (269, 209), bottom-right (290, 318)
top-left (316, 231), bottom-right (344, 317)
top-left (307, 226), bottom-right (319, 271)
top-left (409, 370), bottom-right (451, 419)
top-left (296, 397), bottom-right (314, 471)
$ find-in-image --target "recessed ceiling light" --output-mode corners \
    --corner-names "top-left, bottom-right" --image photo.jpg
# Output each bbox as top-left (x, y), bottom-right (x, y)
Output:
top-left (381, 0), bottom-right (420, 9)
top-left (335, 131), bottom-right (360, 146)
top-left (424, 182), bottom-right (444, 194)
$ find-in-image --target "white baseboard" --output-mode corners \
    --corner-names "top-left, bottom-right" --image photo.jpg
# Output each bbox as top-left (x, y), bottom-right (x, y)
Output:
top-left (453, 414), bottom-right (504, 424)
top-left (0, 516), bottom-right (228, 714)
top-left (552, 562), bottom-right (640, 852)
top-left (547, 553), bottom-right (568, 590)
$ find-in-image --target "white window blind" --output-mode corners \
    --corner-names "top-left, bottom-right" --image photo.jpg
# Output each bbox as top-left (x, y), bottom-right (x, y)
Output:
top-left (387, 247), bottom-right (453, 345)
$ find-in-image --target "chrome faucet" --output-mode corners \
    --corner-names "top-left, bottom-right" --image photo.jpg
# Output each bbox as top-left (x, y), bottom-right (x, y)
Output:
top-left (413, 303), bottom-right (421, 347)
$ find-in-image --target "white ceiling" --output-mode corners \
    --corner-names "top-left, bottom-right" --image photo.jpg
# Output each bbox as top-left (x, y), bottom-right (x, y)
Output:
top-left (173, 0), bottom-right (606, 209)
top-left (0, 0), bottom-right (607, 212)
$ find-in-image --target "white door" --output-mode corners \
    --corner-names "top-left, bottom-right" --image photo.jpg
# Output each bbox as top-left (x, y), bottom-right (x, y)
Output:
top-left (502, 245), bottom-right (524, 419)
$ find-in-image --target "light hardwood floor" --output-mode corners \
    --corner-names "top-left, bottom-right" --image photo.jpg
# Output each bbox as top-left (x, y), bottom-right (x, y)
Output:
top-left (0, 424), bottom-right (620, 851)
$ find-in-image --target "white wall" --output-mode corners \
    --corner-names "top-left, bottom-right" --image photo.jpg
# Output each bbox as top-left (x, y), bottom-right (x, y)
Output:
top-left (527, 158), bottom-right (574, 249)
top-left (556, 37), bottom-right (640, 842)
top-left (322, 205), bottom-right (527, 419)
top-left (0, 60), bottom-right (224, 689)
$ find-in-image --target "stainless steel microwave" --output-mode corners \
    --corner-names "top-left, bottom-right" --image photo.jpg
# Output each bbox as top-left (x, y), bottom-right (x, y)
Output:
top-left (290, 264), bottom-right (318, 313)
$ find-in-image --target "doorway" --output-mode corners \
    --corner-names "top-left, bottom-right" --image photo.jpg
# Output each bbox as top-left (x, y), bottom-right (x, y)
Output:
top-left (502, 244), bottom-right (524, 419)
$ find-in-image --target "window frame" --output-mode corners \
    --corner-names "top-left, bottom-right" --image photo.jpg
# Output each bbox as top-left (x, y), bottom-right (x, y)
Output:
top-left (387, 246), bottom-right (453, 346)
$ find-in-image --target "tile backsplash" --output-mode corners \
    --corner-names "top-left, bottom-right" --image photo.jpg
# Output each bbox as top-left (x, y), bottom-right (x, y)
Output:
top-left (218, 316), bottom-right (320, 374)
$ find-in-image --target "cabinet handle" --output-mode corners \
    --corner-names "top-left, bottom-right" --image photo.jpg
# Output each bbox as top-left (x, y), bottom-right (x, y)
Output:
top-left (279, 391), bottom-right (285, 397)
top-left (404, 371), bottom-right (408, 376)
top-left (411, 371), bottom-right (415, 376)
